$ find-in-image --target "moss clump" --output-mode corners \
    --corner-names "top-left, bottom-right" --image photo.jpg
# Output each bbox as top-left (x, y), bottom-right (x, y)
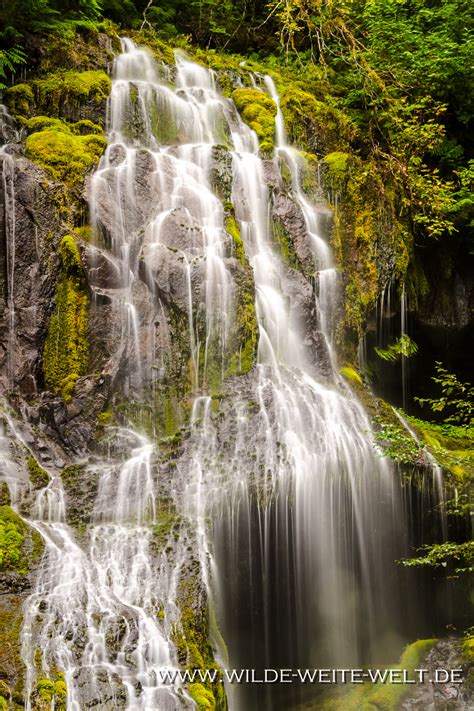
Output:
top-left (0, 505), bottom-right (43, 574)
top-left (32, 70), bottom-right (111, 116)
top-left (27, 457), bottom-right (49, 489)
top-left (0, 506), bottom-right (26, 574)
top-left (25, 128), bottom-right (106, 185)
top-left (4, 83), bottom-right (35, 115)
top-left (340, 365), bottom-right (363, 385)
top-left (32, 672), bottom-right (67, 710)
top-left (323, 151), bottom-right (351, 192)
top-left (189, 683), bottom-right (216, 710)
top-left (319, 639), bottom-right (437, 711)
top-left (70, 119), bottom-right (103, 134)
top-left (231, 87), bottom-right (277, 153)
top-left (43, 235), bottom-right (89, 402)
top-left (280, 87), bottom-right (355, 154)
top-left (0, 602), bottom-right (25, 708)
top-left (23, 116), bottom-right (68, 134)
top-left (272, 219), bottom-right (301, 271)
top-left (225, 215), bottom-right (245, 266)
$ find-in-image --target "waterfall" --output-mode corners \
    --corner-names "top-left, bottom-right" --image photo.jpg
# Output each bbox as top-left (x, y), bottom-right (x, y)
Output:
top-left (0, 42), bottom-right (450, 711)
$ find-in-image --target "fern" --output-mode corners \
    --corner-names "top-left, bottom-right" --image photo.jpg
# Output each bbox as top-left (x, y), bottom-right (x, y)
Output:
top-left (0, 47), bottom-right (27, 90)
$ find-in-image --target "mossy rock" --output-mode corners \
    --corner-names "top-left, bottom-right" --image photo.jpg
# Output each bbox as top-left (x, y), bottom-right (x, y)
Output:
top-left (25, 128), bottom-right (106, 185)
top-left (323, 151), bottom-right (352, 192)
top-left (43, 235), bottom-right (89, 401)
top-left (231, 87), bottom-right (277, 153)
top-left (0, 505), bottom-right (43, 575)
top-left (280, 87), bottom-right (355, 155)
top-left (27, 457), bottom-right (49, 490)
top-left (32, 70), bottom-right (111, 117)
top-left (4, 83), bottom-right (35, 116)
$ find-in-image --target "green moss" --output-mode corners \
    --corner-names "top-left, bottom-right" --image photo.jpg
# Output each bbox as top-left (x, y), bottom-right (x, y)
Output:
top-left (32, 70), bottom-right (111, 116)
top-left (70, 119), bottom-right (103, 134)
top-left (173, 564), bottom-right (227, 711)
top-left (43, 236), bottom-right (89, 402)
top-left (231, 88), bottom-right (277, 153)
top-left (318, 639), bottom-right (437, 711)
top-left (189, 683), bottom-right (216, 710)
top-left (225, 216), bottom-right (245, 266)
top-left (340, 365), bottom-right (363, 385)
top-left (25, 129), bottom-right (106, 185)
top-left (272, 219), bottom-right (305, 273)
top-left (463, 634), bottom-right (474, 663)
top-left (407, 418), bottom-right (474, 484)
top-left (59, 234), bottom-right (83, 273)
top-left (0, 505), bottom-right (43, 574)
top-left (280, 87), bottom-right (355, 154)
top-left (23, 116), bottom-right (69, 134)
top-left (323, 151), bottom-right (351, 192)
top-left (0, 601), bottom-right (25, 707)
top-left (4, 83), bottom-right (35, 115)
top-left (72, 225), bottom-right (92, 242)
top-left (27, 457), bottom-right (49, 490)
top-left (36, 678), bottom-right (54, 703)
top-left (0, 506), bottom-right (25, 574)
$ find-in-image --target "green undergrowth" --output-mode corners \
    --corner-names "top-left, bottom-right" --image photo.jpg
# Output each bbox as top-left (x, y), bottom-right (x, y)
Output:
top-left (231, 87), bottom-right (277, 153)
top-left (406, 417), bottom-right (474, 484)
top-left (340, 367), bottom-right (425, 466)
top-left (315, 639), bottom-right (437, 711)
top-left (43, 235), bottom-right (89, 401)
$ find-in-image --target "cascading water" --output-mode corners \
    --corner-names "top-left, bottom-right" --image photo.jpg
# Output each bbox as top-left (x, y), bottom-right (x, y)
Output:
top-left (1, 41), bottom-right (453, 711)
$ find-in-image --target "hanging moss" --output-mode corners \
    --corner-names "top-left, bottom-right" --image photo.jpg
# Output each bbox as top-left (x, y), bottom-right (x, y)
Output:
top-left (323, 151), bottom-right (351, 192)
top-left (231, 88), bottom-right (277, 153)
top-left (43, 235), bottom-right (89, 402)
top-left (27, 457), bottom-right (49, 490)
top-left (225, 216), bottom-right (245, 266)
top-left (172, 563), bottom-right (227, 711)
top-left (25, 128), bottom-right (106, 185)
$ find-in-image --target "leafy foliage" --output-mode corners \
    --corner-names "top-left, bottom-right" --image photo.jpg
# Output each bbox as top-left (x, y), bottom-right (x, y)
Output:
top-left (415, 363), bottom-right (474, 426)
top-left (375, 334), bottom-right (418, 362)
top-left (401, 541), bottom-right (474, 575)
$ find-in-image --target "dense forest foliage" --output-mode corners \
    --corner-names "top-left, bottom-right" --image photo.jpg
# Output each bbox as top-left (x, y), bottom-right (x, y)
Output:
top-left (1, 0), bottom-right (473, 244)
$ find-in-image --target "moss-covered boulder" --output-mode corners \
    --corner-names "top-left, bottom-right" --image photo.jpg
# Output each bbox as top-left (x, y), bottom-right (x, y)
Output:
top-left (25, 128), bottom-right (106, 185)
top-left (231, 87), bottom-right (277, 153)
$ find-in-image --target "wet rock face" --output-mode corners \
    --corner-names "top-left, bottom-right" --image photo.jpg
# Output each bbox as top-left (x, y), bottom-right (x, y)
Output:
top-left (401, 639), bottom-right (473, 710)
top-left (0, 152), bottom-right (61, 397)
top-left (38, 375), bottom-right (110, 456)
